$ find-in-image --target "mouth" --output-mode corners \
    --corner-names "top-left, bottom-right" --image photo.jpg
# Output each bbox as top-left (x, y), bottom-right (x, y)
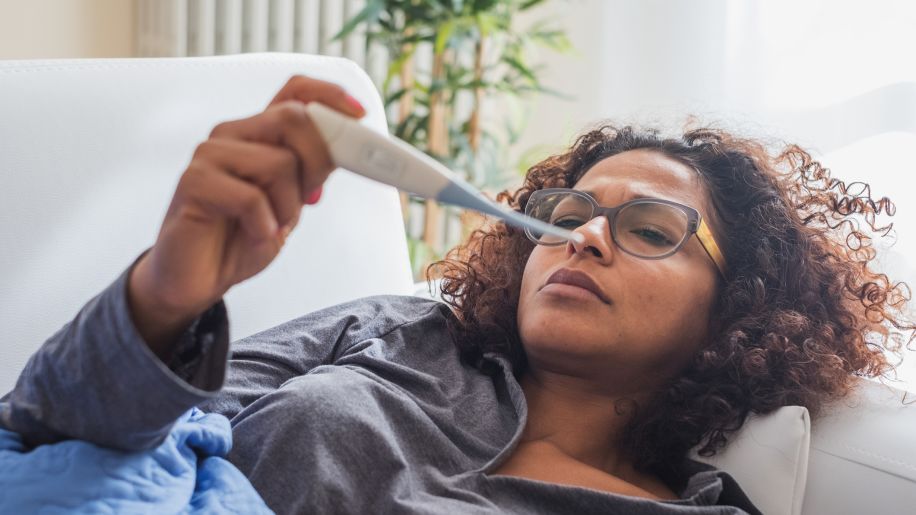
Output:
top-left (541, 268), bottom-right (611, 304)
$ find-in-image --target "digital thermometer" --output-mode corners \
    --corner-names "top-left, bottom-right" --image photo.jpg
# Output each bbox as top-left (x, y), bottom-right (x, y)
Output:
top-left (305, 102), bottom-right (583, 245)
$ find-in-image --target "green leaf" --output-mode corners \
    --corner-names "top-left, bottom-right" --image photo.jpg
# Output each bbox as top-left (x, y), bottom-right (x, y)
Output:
top-left (529, 28), bottom-right (573, 52)
top-left (383, 87), bottom-right (409, 106)
top-left (531, 85), bottom-right (576, 100)
top-left (377, 14), bottom-right (396, 32)
top-left (474, 12), bottom-right (500, 37)
top-left (520, 0), bottom-right (548, 10)
top-left (331, 0), bottom-right (384, 41)
top-left (434, 19), bottom-right (457, 54)
top-left (471, 0), bottom-right (499, 13)
top-left (502, 56), bottom-right (536, 81)
top-left (381, 47), bottom-right (417, 96)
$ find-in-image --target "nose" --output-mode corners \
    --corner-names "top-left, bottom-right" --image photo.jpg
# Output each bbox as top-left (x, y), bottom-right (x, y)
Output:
top-left (566, 216), bottom-right (615, 263)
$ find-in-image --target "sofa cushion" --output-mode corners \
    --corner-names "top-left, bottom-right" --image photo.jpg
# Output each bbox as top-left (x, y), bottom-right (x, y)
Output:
top-left (693, 405), bottom-right (810, 515)
top-left (800, 379), bottom-right (916, 515)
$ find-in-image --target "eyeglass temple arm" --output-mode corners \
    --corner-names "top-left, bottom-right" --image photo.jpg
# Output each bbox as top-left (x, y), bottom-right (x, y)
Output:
top-left (696, 219), bottom-right (727, 277)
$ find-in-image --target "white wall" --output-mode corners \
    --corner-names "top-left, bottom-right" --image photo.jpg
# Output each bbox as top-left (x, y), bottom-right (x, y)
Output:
top-left (0, 0), bottom-right (134, 59)
top-left (515, 0), bottom-right (916, 155)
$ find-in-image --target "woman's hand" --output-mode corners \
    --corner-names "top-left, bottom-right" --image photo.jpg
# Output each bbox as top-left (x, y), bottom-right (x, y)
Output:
top-left (127, 76), bottom-right (365, 359)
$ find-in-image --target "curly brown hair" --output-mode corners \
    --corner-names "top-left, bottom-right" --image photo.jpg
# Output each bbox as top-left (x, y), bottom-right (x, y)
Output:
top-left (430, 123), bottom-right (915, 474)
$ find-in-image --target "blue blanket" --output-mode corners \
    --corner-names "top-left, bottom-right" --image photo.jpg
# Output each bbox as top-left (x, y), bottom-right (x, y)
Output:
top-left (0, 408), bottom-right (272, 514)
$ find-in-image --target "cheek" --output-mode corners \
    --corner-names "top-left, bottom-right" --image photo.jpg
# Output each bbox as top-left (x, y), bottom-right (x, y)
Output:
top-left (614, 264), bottom-right (717, 362)
top-left (517, 249), bottom-right (559, 338)
top-left (518, 248), bottom-right (547, 308)
top-left (638, 273), bottom-right (717, 355)
top-left (632, 274), bottom-right (679, 311)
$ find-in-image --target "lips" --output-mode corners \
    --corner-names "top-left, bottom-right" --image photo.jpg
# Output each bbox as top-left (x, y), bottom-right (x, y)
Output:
top-left (543, 268), bottom-right (611, 304)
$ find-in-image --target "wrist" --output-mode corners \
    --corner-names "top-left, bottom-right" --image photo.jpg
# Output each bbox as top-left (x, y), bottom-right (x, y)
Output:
top-left (126, 255), bottom-right (203, 360)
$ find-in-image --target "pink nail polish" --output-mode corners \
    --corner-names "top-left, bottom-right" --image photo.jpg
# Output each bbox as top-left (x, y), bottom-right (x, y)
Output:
top-left (305, 187), bottom-right (323, 204)
top-left (343, 94), bottom-right (364, 115)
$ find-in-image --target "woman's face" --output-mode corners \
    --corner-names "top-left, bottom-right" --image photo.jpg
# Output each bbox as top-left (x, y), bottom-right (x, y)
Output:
top-left (517, 149), bottom-right (722, 392)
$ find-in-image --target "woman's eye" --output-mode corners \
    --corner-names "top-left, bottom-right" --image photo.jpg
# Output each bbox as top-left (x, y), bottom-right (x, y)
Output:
top-left (631, 227), bottom-right (674, 246)
top-left (552, 217), bottom-right (586, 229)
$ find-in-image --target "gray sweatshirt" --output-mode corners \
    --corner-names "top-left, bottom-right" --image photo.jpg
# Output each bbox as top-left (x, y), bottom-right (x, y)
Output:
top-left (1, 265), bottom-right (760, 514)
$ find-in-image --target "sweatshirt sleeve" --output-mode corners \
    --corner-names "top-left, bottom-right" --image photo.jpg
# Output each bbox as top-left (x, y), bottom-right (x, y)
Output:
top-left (0, 261), bottom-right (230, 452)
top-left (199, 295), bottom-right (447, 422)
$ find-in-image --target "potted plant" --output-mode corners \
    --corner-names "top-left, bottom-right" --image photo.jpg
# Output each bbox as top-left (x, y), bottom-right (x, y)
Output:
top-left (336, 0), bottom-right (572, 279)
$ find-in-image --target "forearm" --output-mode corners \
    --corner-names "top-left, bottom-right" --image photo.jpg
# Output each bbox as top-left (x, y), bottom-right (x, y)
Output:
top-left (0, 261), bottom-right (230, 451)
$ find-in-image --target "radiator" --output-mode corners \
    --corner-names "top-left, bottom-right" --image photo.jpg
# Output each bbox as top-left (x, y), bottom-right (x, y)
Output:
top-left (135, 0), bottom-right (386, 85)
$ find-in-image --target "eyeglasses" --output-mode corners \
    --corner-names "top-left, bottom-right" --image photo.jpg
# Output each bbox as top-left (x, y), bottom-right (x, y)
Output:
top-left (524, 188), bottom-right (727, 276)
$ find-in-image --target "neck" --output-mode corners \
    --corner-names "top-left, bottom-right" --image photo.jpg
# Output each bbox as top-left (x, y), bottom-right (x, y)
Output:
top-left (519, 367), bottom-right (651, 477)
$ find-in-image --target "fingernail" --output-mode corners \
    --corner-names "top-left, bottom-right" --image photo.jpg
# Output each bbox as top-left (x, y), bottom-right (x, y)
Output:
top-left (305, 186), bottom-right (323, 205)
top-left (343, 94), bottom-right (364, 116)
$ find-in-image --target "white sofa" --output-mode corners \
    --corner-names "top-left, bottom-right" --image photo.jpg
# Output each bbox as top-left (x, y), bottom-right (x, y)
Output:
top-left (1, 53), bottom-right (914, 515)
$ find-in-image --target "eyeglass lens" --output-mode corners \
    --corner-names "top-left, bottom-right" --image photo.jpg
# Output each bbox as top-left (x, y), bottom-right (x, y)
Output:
top-left (526, 192), bottom-right (690, 257)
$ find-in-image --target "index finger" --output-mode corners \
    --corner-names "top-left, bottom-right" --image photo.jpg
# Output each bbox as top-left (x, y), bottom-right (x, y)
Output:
top-left (269, 75), bottom-right (365, 118)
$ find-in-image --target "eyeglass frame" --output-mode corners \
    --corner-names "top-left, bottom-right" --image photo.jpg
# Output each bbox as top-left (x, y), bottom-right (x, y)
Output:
top-left (524, 188), bottom-right (727, 277)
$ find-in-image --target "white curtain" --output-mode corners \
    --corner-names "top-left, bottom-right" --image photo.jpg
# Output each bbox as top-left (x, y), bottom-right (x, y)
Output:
top-left (519, 0), bottom-right (916, 389)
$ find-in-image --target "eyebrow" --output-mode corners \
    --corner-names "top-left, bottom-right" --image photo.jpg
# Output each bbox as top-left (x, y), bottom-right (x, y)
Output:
top-left (578, 189), bottom-right (658, 203)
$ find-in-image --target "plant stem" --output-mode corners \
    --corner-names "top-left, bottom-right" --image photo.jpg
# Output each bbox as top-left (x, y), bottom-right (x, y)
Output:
top-left (461, 36), bottom-right (488, 238)
top-left (427, 47), bottom-right (449, 157)
top-left (397, 33), bottom-right (415, 221)
top-left (397, 28), bottom-right (415, 125)
top-left (424, 44), bottom-right (451, 260)
top-left (468, 37), bottom-right (484, 153)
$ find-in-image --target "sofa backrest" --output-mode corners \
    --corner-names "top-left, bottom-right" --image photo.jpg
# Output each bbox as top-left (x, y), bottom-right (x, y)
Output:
top-left (0, 53), bottom-right (414, 393)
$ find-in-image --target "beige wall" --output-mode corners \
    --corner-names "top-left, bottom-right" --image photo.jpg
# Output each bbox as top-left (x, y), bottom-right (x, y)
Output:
top-left (0, 0), bottom-right (134, 59)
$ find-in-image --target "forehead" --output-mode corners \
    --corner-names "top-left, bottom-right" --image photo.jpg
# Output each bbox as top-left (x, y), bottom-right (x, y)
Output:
top-left (574, 149), bottom-right (709, 212)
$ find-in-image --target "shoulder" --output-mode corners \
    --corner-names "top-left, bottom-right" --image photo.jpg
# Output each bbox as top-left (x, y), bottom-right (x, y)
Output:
top-left (273, 294), bottom-right (457, 353)
top-left (232, 295), bottom-right (454, 356)
top-left (319, 294), bottom-right (453, 332)
top-left (333, 294), bottom-right (456, 347)
top-left (324, 295), bottom-right (468, 371)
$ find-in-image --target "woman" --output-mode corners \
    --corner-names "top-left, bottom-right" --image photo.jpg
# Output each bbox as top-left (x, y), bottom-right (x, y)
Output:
top-left (2, 76), bottom-right (912, 514)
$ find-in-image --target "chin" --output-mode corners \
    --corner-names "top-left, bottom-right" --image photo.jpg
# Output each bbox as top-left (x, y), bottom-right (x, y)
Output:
top-left (520, 290), bottom-right (611, 324)
top-left (519, 305), bottom-right (606, 348)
